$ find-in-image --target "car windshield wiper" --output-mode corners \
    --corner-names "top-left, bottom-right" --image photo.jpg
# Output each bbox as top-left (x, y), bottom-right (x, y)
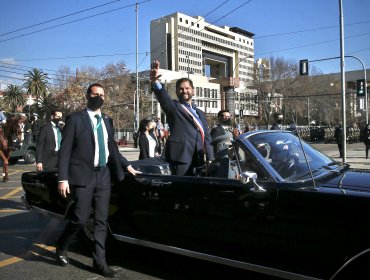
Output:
top-left (322, 162), bottom-right (340, 170)
top-left (294, 167), bottom-right (323, 181)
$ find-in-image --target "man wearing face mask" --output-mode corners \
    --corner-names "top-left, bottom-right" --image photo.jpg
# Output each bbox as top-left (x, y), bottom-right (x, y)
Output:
top-left (210, 110), bottom-right (234, 156)
top-left (55, 83), bottom-right (140, 278)
top-left (150, 60), bottom-right (214, 175)
top-left (36, 109), bottom-right (63, 171)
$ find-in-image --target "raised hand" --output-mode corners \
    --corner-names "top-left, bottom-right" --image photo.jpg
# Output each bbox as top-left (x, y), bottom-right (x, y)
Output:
top-left (150, 60), bottom-right (162, 83)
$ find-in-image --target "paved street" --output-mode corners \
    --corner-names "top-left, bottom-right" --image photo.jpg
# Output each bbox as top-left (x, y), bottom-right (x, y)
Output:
top-left (311, 142), bottom-right (370, 169)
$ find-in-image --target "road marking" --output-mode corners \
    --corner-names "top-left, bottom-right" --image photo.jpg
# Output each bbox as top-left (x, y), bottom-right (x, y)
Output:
top-left (8, 169), bottom-right (22, 175)
top-left (0, 209), bottom-right (24, 213)
top-left (0, 256), bottom-right (23, 268)
top-left (0, 187), bottom-right (22, 200)
top-left (31, 243), bottom-right (56, 255)
top-left (0, 243), bottom-right (56, 268)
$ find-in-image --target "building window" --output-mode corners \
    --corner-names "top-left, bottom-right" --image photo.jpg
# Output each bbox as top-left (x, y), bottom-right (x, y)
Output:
top-left (186, 19), bottom-right (188, 24)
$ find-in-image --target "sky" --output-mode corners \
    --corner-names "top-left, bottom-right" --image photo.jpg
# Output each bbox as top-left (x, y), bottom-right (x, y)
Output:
top-left (0, 0), bottom-right (369, 89)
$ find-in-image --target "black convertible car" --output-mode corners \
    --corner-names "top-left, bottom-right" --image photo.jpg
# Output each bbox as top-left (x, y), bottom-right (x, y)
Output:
top-left (21, 130), bottom-right (370, 280)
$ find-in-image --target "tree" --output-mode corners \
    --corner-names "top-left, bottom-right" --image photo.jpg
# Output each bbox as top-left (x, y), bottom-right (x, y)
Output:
top-left (3, 84), bottom-right (26, 113)
top-left (53, 65), bottom-right (100, 115)
top-left (100, 62), bottom-right (136, 131)
top-left (51, 61), bottom-right (137, 130)
top-left (23, 68), bottom-right (50, 114)
top-left (251, 56), bottom-right (338, 127)
top-left (37, 92), bottom-right (59, 120)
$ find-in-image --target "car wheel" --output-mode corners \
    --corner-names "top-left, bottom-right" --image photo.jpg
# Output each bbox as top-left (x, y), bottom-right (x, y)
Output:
top-left (24, 150), bottom-right (36, 164)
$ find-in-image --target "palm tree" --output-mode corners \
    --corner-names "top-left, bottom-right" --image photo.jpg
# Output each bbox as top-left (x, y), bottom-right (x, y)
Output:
top-left (3, 84), bottom-right (27, 113)
top-left (23, 68), bottom-right (50, 114)
top-left (37, 92), bottom-right (59, 119)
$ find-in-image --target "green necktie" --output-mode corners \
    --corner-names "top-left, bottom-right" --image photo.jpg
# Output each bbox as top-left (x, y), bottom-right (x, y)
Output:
top-left (94, 114), bottom-right (106, 167)
top-left (56, 126), bottom-right (62, 150)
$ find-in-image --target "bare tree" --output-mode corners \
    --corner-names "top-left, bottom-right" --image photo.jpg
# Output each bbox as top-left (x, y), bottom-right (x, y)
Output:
top-left (252, 56), bottom-right (297, 126)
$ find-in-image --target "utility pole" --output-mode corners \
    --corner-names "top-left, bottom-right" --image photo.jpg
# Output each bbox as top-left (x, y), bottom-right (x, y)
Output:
top-left (135, 2), bottom-right (139, 132)
top-left (339, 0), bottom-right (346, 163)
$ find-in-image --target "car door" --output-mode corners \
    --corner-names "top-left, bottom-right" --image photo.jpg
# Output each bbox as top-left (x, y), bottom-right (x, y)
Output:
top-left (109, 169), bottom-right (279, 263)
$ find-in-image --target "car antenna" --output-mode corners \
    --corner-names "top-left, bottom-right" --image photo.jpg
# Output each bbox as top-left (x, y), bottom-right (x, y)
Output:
top-left (293, 121), bottom-right (316, 188)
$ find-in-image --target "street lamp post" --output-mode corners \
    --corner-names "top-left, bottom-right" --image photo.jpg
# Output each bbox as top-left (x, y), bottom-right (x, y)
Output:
top-left (339, 0), bottom-right (347, 163)
top-left (134, 2), bottom-right (140, 132)
top-left (307, 97), bottom-right (310, 127)
top-left (231, 55), bottom-right (254, 123)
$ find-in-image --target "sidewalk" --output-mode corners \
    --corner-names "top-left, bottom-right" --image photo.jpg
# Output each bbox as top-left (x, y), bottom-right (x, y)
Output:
top-left (119, 143), bottom-right (370, 170)
top-left (311, 142), bottom-right (370, 169)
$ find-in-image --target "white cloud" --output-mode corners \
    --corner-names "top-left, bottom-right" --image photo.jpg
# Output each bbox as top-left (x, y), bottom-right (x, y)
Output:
top-left (0, 57), bottom-right (18, 65)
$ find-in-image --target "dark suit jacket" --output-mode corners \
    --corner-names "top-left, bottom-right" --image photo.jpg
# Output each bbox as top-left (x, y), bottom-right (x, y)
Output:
top-left (58, 109), bottom-right (128, 186)
top-left (36, 122), bottom-right (59, 170)
top-left (31, 120), bottom-right (41, 136)
top-left (210, 124), bottom-right (228, 139)
top-left (138, 132), bottom-right (159, 160)
top-left (270, 123), bottom-right (282, 130)
top-left (152, 86), bottom-right (214, 164)
top-left (364, 127), bottom-right (370, 146)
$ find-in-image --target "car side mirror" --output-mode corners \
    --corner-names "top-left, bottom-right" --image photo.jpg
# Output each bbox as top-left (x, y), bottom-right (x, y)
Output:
top-left (240, 171), bottom-right (266, 193)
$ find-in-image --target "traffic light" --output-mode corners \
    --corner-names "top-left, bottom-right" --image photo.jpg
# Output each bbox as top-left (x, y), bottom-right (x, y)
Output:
top-left (299, 59), bottom-right (309, 76)
top-left (357, 79), bottom-right (365, 97)
top-left (254, 94), bottom-right (259, 104)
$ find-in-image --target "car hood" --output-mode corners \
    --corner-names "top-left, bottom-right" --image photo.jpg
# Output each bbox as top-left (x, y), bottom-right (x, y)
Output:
top-left (322, 169), bottom-right (370, 191)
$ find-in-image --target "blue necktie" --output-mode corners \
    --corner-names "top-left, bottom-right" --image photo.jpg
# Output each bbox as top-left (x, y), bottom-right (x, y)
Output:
top-left (94, 115), bottom-right (106, 167)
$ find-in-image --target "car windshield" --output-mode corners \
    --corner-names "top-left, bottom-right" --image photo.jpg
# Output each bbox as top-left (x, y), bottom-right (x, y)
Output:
top-left (240, 131), bottom-right (336, 181)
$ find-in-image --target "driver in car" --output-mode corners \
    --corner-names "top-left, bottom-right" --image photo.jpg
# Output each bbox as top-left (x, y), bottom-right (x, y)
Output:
top-left (269, 141), bottom-right (297, 178)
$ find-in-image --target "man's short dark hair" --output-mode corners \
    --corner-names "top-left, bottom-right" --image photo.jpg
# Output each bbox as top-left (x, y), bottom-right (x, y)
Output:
top-left (86, 83), bottom-right (104, 95)
top-left (175, 78), bottom-right (194, 90)
top-left (218, 110), bottom-right (230, 119)
top-left (51, 109), bottom-right (62, 117)
top-left (274, 112), bottom-right (283, 119)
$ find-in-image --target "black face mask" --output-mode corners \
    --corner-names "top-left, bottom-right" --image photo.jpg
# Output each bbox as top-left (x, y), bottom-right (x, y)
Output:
top-left (221, 119), bottom-right (231, 126)
top-left (52, 118), bottom-right (62, 124)
top-left (87, 95), bottom-right (104, 111)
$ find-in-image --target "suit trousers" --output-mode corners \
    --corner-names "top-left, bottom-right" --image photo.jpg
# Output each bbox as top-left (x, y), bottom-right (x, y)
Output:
top-left (171, 148), bottom-right (205, 176)
top-left (57, 166), bottom-right (111, 266)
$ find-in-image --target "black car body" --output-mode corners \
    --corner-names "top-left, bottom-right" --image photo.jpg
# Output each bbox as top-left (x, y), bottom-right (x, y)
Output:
top-left (21, 131), bottom-right (370, 280)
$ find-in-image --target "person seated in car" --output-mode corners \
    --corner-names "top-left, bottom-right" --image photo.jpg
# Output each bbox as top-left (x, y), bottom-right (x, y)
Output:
top-left (269, 141), bottom-right (297, 178)
top-left (207, 134), bottom-right (238, 179)
top-left (254, 142), bottom-right (268, 158)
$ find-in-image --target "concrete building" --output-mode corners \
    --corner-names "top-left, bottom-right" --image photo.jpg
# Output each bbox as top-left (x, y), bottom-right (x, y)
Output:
top-left (150, 12), bottom-right (256, 119)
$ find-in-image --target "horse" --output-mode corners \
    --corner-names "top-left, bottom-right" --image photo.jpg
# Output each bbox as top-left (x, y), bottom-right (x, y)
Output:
top-left (0, 114), bottom-right (27, 181)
